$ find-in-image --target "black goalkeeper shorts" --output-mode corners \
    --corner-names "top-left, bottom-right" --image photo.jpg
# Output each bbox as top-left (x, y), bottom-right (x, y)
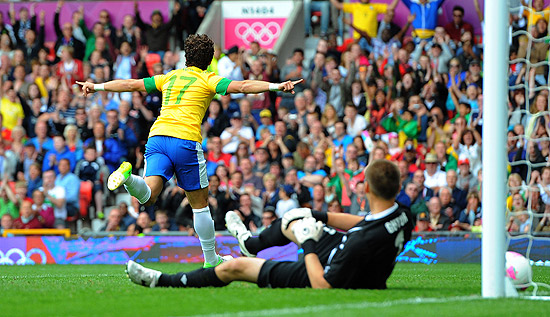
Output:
top-left (257, 229), bottom-right (344, 288)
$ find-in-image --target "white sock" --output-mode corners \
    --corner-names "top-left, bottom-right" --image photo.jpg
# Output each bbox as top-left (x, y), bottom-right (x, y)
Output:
top-left (193, 206), bottom-right (218, 265)
top-left (123, 175), bottom-right (151, 204)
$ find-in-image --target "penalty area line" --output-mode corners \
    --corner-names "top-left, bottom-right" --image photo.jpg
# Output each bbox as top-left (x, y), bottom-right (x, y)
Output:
top-left (189, 295), bottom-right (483, 317)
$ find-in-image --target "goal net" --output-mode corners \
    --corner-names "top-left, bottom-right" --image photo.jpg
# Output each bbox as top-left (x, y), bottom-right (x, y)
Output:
top-left (504, 0), bottom-right (550, 297)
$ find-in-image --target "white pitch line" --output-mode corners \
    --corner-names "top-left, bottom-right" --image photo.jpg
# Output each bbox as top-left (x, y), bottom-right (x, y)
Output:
top-left (0, 274), bottom-right (116, 279)
top-left (188, 295), bottom-right (484, 317)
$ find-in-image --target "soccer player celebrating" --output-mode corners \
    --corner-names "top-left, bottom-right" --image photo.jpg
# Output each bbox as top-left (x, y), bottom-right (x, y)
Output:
top-left (77, 34), bottom-right (302, 268)
top-left (126, 160), bottom-right (413, 289)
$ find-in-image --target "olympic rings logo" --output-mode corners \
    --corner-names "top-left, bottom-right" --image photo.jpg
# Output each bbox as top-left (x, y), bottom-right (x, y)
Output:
top-left (0, 248), bottom-right (47, 265)
top-left (234, 22), bottom-right (281, 46)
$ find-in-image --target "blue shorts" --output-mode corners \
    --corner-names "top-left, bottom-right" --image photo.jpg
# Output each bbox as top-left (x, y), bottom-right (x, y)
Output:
top-left (144, 136), bottom-right (209, 191)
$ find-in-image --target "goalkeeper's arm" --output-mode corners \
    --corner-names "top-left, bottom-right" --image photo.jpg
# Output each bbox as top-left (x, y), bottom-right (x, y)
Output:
top-left (227, 79), bottom-right (303, 94)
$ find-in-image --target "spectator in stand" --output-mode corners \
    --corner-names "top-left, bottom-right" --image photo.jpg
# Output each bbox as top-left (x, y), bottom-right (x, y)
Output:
top-left (128, 212), bottom-right (153, 235)
top-left (0, 12), bottom-right (16, 46)
top-left (84, 121), bottom-right (125, 173)
top-left (304, 0), bottom-right (330, 38)
top-left (41, 169), bottom-right (66, 228)
top-left (55, 158), bottom-right (80, 218)
top-left (151, 209), bottom-right (178, 232)
top-left (31, 189), bottom-right (54, 228)
top-left (330, 0), bottom-right (399, 44)
top-left (240, 158), bottom-right (263, 191)
top-left (134, 0), bottom-right (181, 55)
top-left (64, 124), bottom-right (83, 162)
top-left (13, 199), bottom-right (41, 229)
top-left (397, 181), bottom-right (419, 208)
top-left (220, 112), bottom-right (255, 154)
top-left (252, 147), bottom-right (270, 177)
top-left (113, 41), bottom-right (140, 80)
top-left (203, 99), bottom-right (229, 138)
top-left (206, 136), bottom-right (232, 168)
top-left (75, 146), bottom-right (106, 219)
top-left (26, 163), bottom-right (42, 199)
top-left (106, 109), bottom-right (137, 151)
top-left (261, 173), bottom-right (279, 208)
top-left (411, 39), bottom-right (453, 75)
top-left (0, 181), bottom-right (18, 220)
top-left (275, 184), bottom-right (299, 218)
top-left (0, 213), bottom-right (14, 232)
top-left (217, 46), bottom-right (245, 82)
top-left (414, 212), bottom-right (432, 232)
top-left (42, 135), bottom-right (76, 174)
top-left (444, 5), bottom-right (474, 45)
top-left (101, 207), bottom-right (122, 231)
top-left (17, 10), bottom-right (45, 62)
top-left (236, 193), bottom-right (262, 231)
top-left (423, 153), bottom-right (447, 193)
top-left (402, 0), bottom-right (445, 43)
top-left (207, 174), bottom-right (229, 231)
top-left (456, 191), bottom-right (481, 231)
top-left (9, 3), bottom-right (37, 46)
top-left (439, 186), bottom-right (461, 222)
top-left (55, 46), bottom-right (84, 88)
top-left (54, 0), bottom-right (85, 61)
top-left (257, 206), bottom-right (277, 233)
top-left (427, 196), bottom-right (451, 231)
top-left (446, 169), bottom-right (467, 209)
top-left (344, 103), bottom-right (367, 137)
top-left (1, 85), bottom-right (24, 133)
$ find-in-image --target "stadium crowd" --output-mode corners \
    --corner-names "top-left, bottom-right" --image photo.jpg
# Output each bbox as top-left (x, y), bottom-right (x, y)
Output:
top-left (0, 0), bottom-right (549, 236)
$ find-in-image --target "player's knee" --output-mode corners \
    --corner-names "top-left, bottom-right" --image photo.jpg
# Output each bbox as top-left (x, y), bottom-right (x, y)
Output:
top-left (219, 258), bottom-right (247, 277)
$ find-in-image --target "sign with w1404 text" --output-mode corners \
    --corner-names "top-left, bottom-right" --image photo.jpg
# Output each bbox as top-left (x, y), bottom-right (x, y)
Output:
top-left (222, 1), bottom-right (294, 50)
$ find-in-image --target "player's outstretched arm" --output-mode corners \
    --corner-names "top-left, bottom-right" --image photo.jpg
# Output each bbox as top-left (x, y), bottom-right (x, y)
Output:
top-left (292, 218), bottom-right (332, 289)
top-left (326, 213), bottom-right (364, 231)
top-left (226, 79), bottom-right (303, 95)
top-left (282, 208), bottom-right (363, 232)
top-left (77, 79), bottom-right (146, 97)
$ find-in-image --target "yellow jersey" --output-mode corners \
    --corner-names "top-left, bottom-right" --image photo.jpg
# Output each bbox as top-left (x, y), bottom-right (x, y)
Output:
top-left (143, 67), bottom-right (231, 142)
top-left (343, 3), bottom-right (388, 39)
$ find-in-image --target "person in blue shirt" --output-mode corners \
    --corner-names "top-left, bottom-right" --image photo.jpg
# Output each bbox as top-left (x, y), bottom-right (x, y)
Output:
top-left (30, 121), bottom-right (54, 154)
top-left (332, 121), bottom-right (353, 155)
top-left (43, 135), bottom-right (77, 174)
top-left (255, 109), bottom-right (275, 140)
top-left (54, 158), bottom-right (80, 217)
top-left (402, 0), bottom-right (445, 42)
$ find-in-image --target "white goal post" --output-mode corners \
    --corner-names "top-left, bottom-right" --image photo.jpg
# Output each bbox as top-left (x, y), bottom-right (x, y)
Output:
top-left (481, 1), bottom-right (509, 298)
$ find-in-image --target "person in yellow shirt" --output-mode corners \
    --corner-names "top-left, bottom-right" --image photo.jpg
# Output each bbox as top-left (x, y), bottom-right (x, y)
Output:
top-left (330, 0), bottom-right (399, 39)
top-left (0, 87), bottom-right (24, 131)
top-left (77, 34), bottom-right (301, 268)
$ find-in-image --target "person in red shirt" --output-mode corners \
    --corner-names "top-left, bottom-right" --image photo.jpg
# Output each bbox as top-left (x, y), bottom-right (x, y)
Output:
top-left (444, 5), bottom-right (474, 45)
top-left (32, 189), bottom-right (55, 228)
top-left (206, 136), bottom-right (232, 167)
top-left (13, 200), bottom-right (42, 229)
top-left (414, 212), bottom-right (433, 232)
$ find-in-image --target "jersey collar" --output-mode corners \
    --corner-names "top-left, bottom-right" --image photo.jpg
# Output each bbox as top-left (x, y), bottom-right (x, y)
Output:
top-left (364, 203), bottom-right (398, 221)
top-left (186, 66), bottom-right (204, 73)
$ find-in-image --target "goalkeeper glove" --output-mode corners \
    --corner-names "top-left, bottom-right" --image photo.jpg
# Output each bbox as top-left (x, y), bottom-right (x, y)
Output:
top-left (282, 208), bottom-right (328, 230)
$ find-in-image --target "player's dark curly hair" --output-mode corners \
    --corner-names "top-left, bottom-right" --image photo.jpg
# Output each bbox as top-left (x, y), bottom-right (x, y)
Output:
top-left (184, 34), bottom-right (214, 71)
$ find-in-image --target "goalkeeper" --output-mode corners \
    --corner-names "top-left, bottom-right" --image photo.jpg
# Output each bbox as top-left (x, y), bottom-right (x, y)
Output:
top-left (126, 160), bottom-right (413, 289)
top-left (78, 34), bottom-right (301, 268)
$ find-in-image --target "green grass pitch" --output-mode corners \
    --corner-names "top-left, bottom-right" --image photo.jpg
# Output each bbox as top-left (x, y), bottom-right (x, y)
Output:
top-left (1, 263), bottom-right (549, 316)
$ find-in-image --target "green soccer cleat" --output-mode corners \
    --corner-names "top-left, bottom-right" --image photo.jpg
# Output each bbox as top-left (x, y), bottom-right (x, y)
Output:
top-left (203, 255), bottom-right (234, 268)
top-left (108, 162), bottom-right (132, 191)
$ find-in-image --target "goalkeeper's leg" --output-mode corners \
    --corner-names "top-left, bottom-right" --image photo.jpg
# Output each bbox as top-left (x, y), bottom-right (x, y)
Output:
top-left (127, 258), bottom-right (266, 288)
top-left (239, 218), bottom-right (295, 255)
